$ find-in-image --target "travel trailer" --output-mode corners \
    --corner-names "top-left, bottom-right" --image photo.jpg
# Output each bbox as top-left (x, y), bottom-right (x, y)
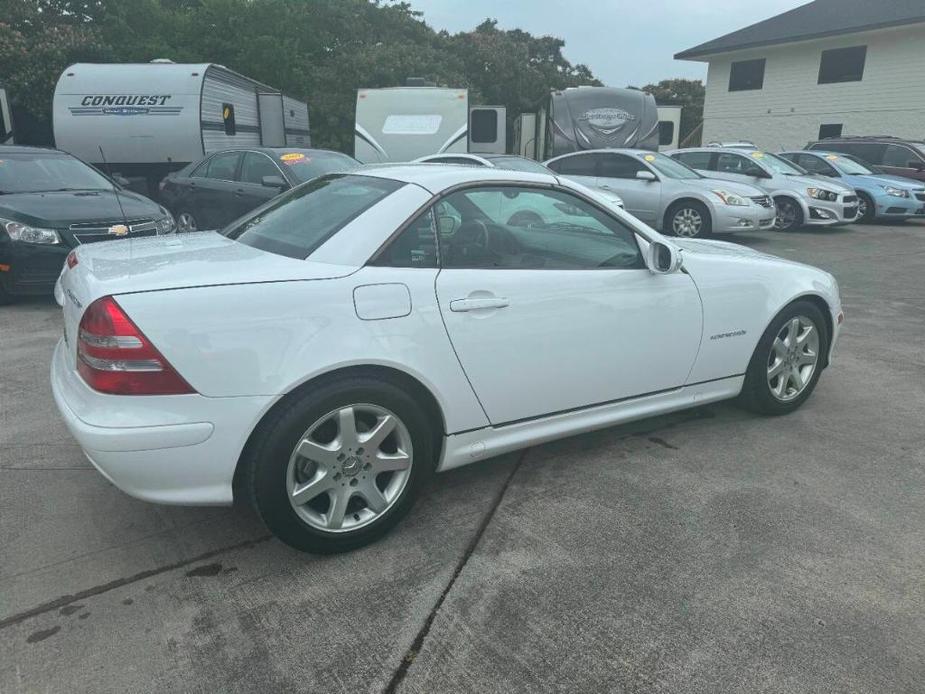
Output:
top-left (53, 61), bottom-right (309, 194)
top-left (354, 82), bottom-right (505, 163)
top-left (513, 87), bottom-right (660, 160)
top-left (0, 84), bottom-right (14, 144)
top-left (656, 105), bottom-right (682, 151)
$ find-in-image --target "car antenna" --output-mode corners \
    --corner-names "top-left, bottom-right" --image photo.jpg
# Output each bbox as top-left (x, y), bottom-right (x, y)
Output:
top-left (98, 145), bottom-right (129, 227)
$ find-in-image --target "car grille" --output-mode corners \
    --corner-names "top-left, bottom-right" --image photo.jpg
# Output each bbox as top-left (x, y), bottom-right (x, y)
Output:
top-left (750, 195), bottom-right (772, 208)
top-left (70, 219), bottom-right (157, 244)
top-left (842, 195), bottom-right (858, 204)
top-left (915, 192), bottom-right (925, 202)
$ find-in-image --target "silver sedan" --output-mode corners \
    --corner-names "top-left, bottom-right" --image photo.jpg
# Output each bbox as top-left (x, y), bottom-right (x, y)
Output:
top-left (545, 149), bottom-right (775, 238)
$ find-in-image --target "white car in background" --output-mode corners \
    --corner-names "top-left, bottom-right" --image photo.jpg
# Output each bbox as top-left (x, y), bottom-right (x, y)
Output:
top-left (545, 149), bottom-right (775, 238)
top-left (52, 166), bottom-right (843, 553)
top-left (671, 147), bottom-right (859, 231)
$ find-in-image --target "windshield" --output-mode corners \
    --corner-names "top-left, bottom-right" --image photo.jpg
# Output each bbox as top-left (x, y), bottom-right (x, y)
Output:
top-left (277, 151), bottom-right (360, 183)
top-left (484, 156), bottom-right (551, 174)
top-left (224, 174), bottom-right (402, 259)
top-left (638, 152), bottom-right (702, 180)
top-left (756, 152), bottom-right (805, 176)
top-left (0, 152), bottom-right (114, 194)
top-left (825, 154), bottom-right (873, 175)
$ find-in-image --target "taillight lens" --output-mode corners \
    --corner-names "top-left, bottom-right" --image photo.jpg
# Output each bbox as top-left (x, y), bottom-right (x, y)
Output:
top-left (66, 251), bottom-right (78, 269)
top-left (76, 296), bottom-right (195, 395)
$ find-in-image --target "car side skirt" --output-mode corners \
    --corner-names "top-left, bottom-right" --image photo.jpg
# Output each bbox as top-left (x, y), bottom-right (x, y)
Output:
top-left (438, 374), bottom-right (744, 471)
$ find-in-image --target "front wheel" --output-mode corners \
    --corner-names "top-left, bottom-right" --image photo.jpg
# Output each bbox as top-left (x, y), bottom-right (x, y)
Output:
top-left (176, 211), bottom-right (198, 233)
top-left (856, 192), bottom-right (875, 223)
top-left (739, 300), bottom-right (828, 415)
top-left (243, 376), bottom-right (434, 553)
top-left (666, 201), bottom-right (712, 238)
top-left (774, 197), bottom-right (804, 231)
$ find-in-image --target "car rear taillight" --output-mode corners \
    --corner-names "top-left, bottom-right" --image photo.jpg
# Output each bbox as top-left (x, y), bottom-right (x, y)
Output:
top-left (66, 251), bottom-right (78, 269)
top-left (76, 296), bottom-right (195, 395)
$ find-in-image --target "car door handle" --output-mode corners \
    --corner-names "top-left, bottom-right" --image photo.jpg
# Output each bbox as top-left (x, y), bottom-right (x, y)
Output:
top-left (449, 297), bottom-right (510, 312)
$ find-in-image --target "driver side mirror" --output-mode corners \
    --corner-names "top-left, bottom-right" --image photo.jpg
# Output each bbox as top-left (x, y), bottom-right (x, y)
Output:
top-left (436, 214), bottom-right (458, 236)
top-left (112, 174), bottom-right (131, 187)
top-left (261, 175), bottom-right (288, 189)
top-left (647, 241), bottom-right (682, 274)
top-left (636, 170), bottom-right (657, 182)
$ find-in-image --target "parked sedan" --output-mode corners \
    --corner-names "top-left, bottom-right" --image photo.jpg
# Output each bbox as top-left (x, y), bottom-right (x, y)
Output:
top-left (0, 146), bottom-right (174, 304)
top-left (160, 147), bottom-right (360, 232)
top-left (545, 149), bottom-right (774, 238)
top-left (671, 147), bottom-right (858, 231)
top-left (53, 166), bottom-right (843, 553)
top-left (779, 150), bottom-right (925, 222)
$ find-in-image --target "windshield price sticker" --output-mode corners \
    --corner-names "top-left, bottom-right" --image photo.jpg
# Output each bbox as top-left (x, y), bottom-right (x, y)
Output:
top-left (644, 154), bottom-right (656, 162)
top-left (280, 153), bottom-right (307, 164)
top-left (750, 151), bottom-right (765, 159)
top-left (826, 154), bottom-right (839, 160)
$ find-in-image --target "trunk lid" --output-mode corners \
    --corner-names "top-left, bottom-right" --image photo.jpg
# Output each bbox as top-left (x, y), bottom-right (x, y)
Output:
top-left (56, 231), bottom-right (357, 368)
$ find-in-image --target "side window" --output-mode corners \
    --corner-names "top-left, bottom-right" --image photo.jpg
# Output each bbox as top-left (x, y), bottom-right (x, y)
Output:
top-left (241, 152), bottom-right (283, 185)
top-left (547, 154), bottom-right (597, 177)
top-left (716, 153), bottom-right (749, 174)
top-left (437, 186), bottom-right (643, 271)
top-left (882, 144), bottom-right (919, 168)
top-left (371, 209), bottom-right (439, 268)
top-left (798, 155), bottom-right (836, 176)
top-left (674, 152), bottom-right (712, 170)
top-left (190, 159), bottom-right (210, 178)
top-left (205, 151), bottom-right (241, 181)
top-left (598, 154), bottom-right (646, 179)
top-left (832, 142), bottom-right (885, 165)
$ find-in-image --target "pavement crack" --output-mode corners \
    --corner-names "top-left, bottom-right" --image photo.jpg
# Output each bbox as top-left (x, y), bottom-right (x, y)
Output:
top-left (382, 450), bottom-right (527, 694)
top-left (0, 535), bottom-right (271, 631)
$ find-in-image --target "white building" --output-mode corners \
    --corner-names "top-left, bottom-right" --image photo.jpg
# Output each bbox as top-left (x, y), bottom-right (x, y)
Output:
top-left (675, 0), bottom-right (925, 150)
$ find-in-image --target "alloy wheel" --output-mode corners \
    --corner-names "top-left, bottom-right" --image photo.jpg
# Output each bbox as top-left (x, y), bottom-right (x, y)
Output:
top-left (672, 208), bottom-right (703, 237)
top-left (177, 212), bottom-right (198, 232)
top-left (857, 196), bottom-right (869, 220)
top-left (774, 200), bottom-right (798, 230)
top-left (286, 404), bottom-right (413, 533)
top-left (766, 316), bottom-right (820, 402)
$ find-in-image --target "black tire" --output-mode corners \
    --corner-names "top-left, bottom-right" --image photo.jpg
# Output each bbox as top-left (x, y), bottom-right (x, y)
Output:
top-left (242, 376), bottom-right (435, 553)
top-left (739, 300), bottom-right (829, 416)
top-left (665, 200), bottom-right (712, 238)
top-left (856, 191), bottom-right (875, 223)
top-left (773, 197), bottom-right (804, 231)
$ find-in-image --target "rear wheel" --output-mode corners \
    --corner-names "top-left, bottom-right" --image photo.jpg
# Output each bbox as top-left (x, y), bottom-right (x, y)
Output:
top-left (856, 192), bottom-right (875, 223)
top-left (243, 376), bottom-right (434, 553)
top-left (739, 300), bottom-right (828, 415)
top-left (176, 211), bottom-right (198, 233)
top-left (773, 197), bottom-right (803, 231)
top-left (666, 201), bottom-right (711, 238)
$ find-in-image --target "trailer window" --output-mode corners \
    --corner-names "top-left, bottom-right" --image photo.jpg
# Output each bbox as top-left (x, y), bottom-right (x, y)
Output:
top-left (470, 109), bottom-right (498, 144)
top-left (658, 121), bottom-right (675, 146)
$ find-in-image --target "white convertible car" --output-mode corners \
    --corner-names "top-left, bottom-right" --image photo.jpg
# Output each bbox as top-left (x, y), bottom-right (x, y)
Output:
top-left (52, 166), bottom-right (843, 553)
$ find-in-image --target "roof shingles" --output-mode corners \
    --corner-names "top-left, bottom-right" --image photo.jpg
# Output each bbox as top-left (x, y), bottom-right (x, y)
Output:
top-left (675, 0), bottom-right (925, 60)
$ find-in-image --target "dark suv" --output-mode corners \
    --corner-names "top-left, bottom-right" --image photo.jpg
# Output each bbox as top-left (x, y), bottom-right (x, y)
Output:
top-left (805, 137), bottom-right (925, 183)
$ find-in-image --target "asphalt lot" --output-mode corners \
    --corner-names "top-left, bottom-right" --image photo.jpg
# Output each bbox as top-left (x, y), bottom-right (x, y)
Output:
top-left (2, 221), bottom-right (924, 693)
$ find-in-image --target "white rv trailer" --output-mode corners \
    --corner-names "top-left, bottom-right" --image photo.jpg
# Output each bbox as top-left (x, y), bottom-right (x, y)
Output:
top-left (53, 61), bottom-right (309, 194)
top-left (353, 84), bottom-right (505, 163)
top-left (656, 105), bottom-right (682, 151)
top-left (283, 95), bottom-right (311, 147)
top-left (0, 84), bottom-right (13, 144)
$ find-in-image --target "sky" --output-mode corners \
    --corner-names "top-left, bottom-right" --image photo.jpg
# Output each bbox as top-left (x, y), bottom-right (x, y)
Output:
top-left (407, 0), bottom-right (810, 86)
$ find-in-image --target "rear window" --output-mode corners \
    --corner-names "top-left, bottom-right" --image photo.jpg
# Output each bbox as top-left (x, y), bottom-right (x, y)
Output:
top-left (278, 151), bottom-right (360, 183)
top-left (485, 156), bottom-right (550, 174)
top-left (224, 174), bottom-right (403, 259)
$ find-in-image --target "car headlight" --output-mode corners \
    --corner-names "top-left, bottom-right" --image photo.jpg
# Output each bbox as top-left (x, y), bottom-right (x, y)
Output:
top-left (881, 186), bottom-right (909, 198)
top-left (155, 211), bottom-right (176, 234)
top-left (712, 190), bottom-right (747, 206)
top-left (806, 187), bottom-right (839, 202)
top-left (1, 219), bottom-right (62, 245)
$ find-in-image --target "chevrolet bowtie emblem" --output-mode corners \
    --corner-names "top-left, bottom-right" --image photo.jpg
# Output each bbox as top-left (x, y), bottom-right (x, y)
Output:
top-left (108, 224), bottom-right (129, 236)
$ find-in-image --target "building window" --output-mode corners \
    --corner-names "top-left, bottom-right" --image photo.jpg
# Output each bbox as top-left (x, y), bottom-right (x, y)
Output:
top-left (658, 121), bottom-right (675, 146)
top-left (728, 58), bottom-right (765, 91)
top-left (818, 123), bottom-right (843, 139)
top-left (818, 46), bottom-right (866, 84)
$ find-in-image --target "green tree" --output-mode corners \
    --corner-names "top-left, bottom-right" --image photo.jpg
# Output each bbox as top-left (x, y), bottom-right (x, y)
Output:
top-left (636, 78), bottom-right (704, 146)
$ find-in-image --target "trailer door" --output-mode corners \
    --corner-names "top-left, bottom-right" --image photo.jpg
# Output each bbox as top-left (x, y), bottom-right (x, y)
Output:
top-left (258, 92), bottom-right (285, 147)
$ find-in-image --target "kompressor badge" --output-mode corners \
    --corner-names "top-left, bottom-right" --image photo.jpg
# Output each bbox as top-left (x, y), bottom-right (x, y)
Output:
top-left (579, 107), bottom-right (636, 134)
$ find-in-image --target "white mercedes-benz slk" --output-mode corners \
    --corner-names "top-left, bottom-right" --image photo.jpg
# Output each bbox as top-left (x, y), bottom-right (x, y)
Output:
top-left (51, 165), bottom-right (843, 553)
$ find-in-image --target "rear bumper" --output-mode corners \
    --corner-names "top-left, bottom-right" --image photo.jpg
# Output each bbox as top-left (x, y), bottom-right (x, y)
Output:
top-left (50, 339), bottom-right (272, 505)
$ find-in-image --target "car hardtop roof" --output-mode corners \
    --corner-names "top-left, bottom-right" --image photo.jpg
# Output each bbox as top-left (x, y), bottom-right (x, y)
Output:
top-left (0, 145), bottom-right (69, 155)
top-left (353, 163), bottom-right (557, 193)
top-left (549, 148), bottom-right (657, 159)
top-left (677, 146), bottom-right (769, 155)
top-left (210, 146), bottom-right (353, 157)
top-left (813, 135), bottom-right (925, 145)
